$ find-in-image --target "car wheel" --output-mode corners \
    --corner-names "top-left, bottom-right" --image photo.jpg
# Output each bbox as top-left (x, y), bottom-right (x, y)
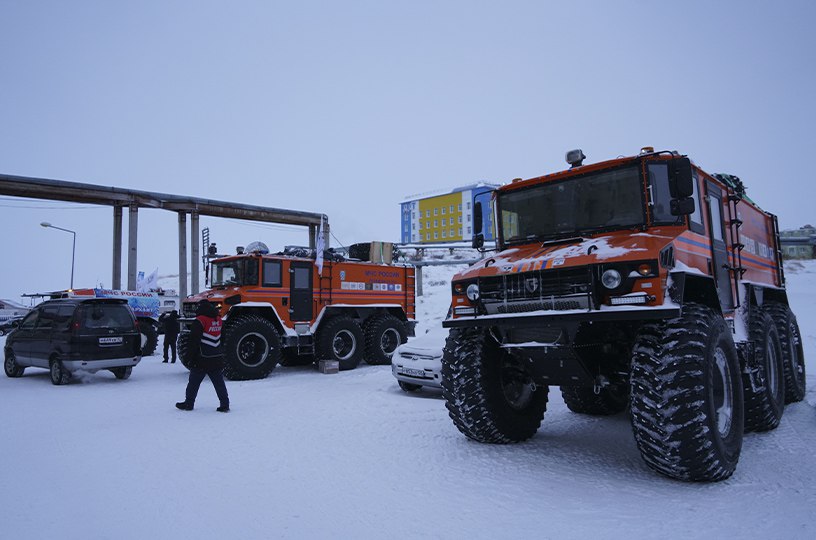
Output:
top-left (0, 329), bottom-right (5, 337)
top-left (4, 350), bottom-right (25, 378)
top-left (398, 381), bottom-right (422, 392)
top-left (317, 316), bottom-right (365, 371)
top-left (111, 366), bottom-right (132, 380)
top-left (49, 357), bottom-right (71, 385)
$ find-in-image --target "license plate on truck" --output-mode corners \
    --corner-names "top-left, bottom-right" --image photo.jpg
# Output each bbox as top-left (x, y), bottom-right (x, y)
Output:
top-left (98, 337), bottom-right (123, 345)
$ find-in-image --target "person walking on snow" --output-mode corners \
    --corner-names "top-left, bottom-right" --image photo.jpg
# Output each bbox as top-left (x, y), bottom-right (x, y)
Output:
top-left (176, 300), bottom-right (230, 412)
top-left (159, 309), bottom-right (180, 363)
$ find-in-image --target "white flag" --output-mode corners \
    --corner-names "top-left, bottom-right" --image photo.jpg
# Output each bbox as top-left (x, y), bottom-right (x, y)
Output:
top-left (315, 216), bottom-right (325, 275)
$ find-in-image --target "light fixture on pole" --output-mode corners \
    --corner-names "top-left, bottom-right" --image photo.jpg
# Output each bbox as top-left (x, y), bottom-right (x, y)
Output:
top-left (41, 222), bottom-right (76, 290)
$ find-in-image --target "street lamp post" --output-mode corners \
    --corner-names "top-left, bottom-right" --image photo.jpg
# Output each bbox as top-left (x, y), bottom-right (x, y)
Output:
top-left (41, 222), bottom-right (76, 290)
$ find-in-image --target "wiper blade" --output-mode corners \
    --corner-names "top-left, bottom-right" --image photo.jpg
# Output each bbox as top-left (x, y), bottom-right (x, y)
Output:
top-left (540, 236), bottom-right (587, 247)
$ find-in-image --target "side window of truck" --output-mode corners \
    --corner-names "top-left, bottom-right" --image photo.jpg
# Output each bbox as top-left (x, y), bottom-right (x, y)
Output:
top-left (262, 261), bottom-right (282, 287)
top-left (688, 172), bottom-right (705, 234)
top-left (647, 163), bottom-right (674, 223)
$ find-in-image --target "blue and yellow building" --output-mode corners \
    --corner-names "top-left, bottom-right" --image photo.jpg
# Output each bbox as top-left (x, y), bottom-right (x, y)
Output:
top-left (400, 183), bottom-right (500, 244)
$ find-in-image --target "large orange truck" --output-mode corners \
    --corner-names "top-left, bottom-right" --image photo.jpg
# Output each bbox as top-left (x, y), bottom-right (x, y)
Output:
top-left (442, 147), bottom-right (805, 482)
top-left (180, 242), bottom-right (416, 380)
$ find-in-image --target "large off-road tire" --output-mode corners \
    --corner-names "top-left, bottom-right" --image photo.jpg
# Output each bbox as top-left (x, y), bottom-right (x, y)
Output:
top-left (742, 310), bottom-right (785, 432)
top-left (317, 316), bottom-right (365, 371)
top-left (49, 357), bottom-right (71, 386)
top-left (630, 303), bottom-right (744, 482)
top-left (363, 314), bottom-right (407, 365)
top-left (138, 320), bottom-right (159, 357)
top-left (222, 315), bottom-right (282, 380)
top-left (177, 332), bottom-right (191, 369)
top-left (560, 383), bottom-right (628, 416)
top-left (764, 302), bottom-right (806, 403)
top-left (4, 349), bottom-right (25, 378)
top-left (442, 327), bottom-right (548, 443)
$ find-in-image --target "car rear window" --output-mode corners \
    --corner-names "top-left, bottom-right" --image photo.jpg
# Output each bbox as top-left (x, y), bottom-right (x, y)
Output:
top-left (79, 304), bottom-right (134, 331)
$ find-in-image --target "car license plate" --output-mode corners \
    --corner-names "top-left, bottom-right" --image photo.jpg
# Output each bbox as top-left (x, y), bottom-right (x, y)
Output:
top-left (98, 336), bottom-right (123, 345)
top-left (402, 368), bottom-right (425, 378)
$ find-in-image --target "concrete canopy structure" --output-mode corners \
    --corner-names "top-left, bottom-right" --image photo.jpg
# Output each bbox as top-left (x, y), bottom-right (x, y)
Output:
top-left (0, 173), bottom-right (329, 298)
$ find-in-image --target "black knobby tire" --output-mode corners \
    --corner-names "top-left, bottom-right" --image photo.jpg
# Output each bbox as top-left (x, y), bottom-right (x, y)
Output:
top-left (630, 303), bottom-right (744, 482)
top-left (222, 315), bottom-right (282, 380)
top-left (364, 314), bottom-right (408, 365)
top-left (138, 320), bottom-right (159, 357)
top-left (560, 383), bottom-right (628, 416)
top-left (398, 381), bottom-right (422, 392)
top-left (49, 357), bottom-right (71, 386)
top-left (4, 350), bottom-right (25, 378)
top-left (177, 332), bottom-right (192, 369)
top-left (441, 327), bottom-right (548, 443)
top-left (742, 310), bottom-right (785, 432)
top-left (112, 366), bottom-right (132, 380)
top-left (764, 303), bottom-right (806, 403)
top-left (317, 316), bottom-right (365, 371)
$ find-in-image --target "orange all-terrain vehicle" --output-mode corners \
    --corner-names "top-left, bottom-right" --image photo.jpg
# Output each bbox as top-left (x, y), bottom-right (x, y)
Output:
top-left (442, 147), bottom-right (805, 482)
top-left (180, 242), bottom-right (415, 379)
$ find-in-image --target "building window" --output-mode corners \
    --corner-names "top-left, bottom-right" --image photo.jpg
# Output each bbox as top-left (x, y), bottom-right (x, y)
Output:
top-left (412, 234), bottom-right (416, 241)
top-left (418, 222), bottom-right (422, 230)
top-left (426, 233), bottom-right (430, 241)
top-left (434, 220), bottom-right (438, 227)
top-left (459, 227), bottom-right (463, 236)
top-left (434, 208), bottom-right (438, 216)
top-left (450, 205), bottom-right (454, 213)
top-left (442, 207), bottom-right (446, 215)
top-left (411, 222), bottom-right (415, 230)
top-left (442, 218), bottom-right (446, 226)
top-left (466, 202), bottom-right (471, 210)
top-left (466, 214), bottom-right (470, 222)
top-left (434, 231), bottom-right (438, 239)
top-left (412, 212), bottom-right (416, 219)
top-left (425, 210), bottom-right (430, 218)
top-left (467, 226), bottom-right (471, 234)
top-left (450, 228), bottom-right (454, 236)
top-left (458, 215), bottom-right (462, 224)
top-left (458, 204), bottom-right (462, 211)
top-left (442, 230), bottom-right (447, 238)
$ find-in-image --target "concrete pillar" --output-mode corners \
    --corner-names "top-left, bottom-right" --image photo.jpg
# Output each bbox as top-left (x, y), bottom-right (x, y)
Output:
top-left (112, 205), bottom-right (122, 289)
top-left (127, 205), bottom-right (138, 290)
top-left (416, 264), bottom-right (423, 296)
top-left (309, 224), bottom-right (316, 249)
top-left (178, 212), bottom-right (188, 299)
top-left (191, 211), bottom-right (199, 295)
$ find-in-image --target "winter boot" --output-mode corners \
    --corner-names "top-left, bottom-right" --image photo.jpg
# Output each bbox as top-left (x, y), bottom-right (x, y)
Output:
top-left (175, 402), bottom-right (194, 411)
top-left (217, 405), bottom-right (230, 413)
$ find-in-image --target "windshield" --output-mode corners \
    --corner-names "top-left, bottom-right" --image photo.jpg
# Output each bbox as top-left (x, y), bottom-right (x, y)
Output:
top-left (210, 258), bottom-right (259, 287)
top-left (499, 166), bottom-right (644, 244)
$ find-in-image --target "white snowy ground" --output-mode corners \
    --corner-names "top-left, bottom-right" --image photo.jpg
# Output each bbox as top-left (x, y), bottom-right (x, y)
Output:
top-left (2, 260), bottom-right (815, 540)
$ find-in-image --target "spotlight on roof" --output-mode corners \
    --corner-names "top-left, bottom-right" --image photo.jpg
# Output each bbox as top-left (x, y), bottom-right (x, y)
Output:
top-left (566, 149), bottom-right (586, 168)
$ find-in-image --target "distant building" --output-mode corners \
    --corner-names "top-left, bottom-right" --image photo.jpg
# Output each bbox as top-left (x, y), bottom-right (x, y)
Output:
top-left (0, 299), bottom-right (30, 322)
top-left (780, 225), bottom-right (816, 259)
top-left (400, 183), bottom-right (500, 244)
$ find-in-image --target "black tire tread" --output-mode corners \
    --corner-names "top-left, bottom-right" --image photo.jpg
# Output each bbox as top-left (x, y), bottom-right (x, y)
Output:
top-left (223, 315), bottom-right (282, 380)
top-left (764, 302), bottom-right (806, 403)
top-left (363, 314), bottom-right (407, 366)
top-left (742, 310), bottom-right (784, 432)
top-left (317, 316), bottom-right (364, 371)
top-left (630, 303), bottom-right (743, 482)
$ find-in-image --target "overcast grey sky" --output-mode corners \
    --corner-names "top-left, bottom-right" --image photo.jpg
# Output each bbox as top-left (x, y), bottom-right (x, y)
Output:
top-left (1, 1), bottom-right (814, 301)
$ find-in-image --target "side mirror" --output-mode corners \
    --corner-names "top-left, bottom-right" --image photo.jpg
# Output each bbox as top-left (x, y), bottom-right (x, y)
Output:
top-left (472, 201), bottom-right (484, 249)
top-left (472, 233), bottom-right (484, 250)
top-left (670, 197), bottom-right (695, 216)
top-left (668, 157), bottom-right (694, 198)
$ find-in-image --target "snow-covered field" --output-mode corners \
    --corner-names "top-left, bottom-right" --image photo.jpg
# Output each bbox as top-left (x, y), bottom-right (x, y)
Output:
top-left (2, 260), bottom-right (815, 539)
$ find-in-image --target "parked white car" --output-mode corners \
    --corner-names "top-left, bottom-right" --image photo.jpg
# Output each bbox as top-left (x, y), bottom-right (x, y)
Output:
top-left (391, 327), bottom-right (447, 392)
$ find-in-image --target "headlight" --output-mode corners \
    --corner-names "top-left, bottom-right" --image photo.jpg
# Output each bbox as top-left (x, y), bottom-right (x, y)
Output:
top-left (601, 269), bottom-right (622, 289)
top-left (466, 283), bottom-right (480, 302)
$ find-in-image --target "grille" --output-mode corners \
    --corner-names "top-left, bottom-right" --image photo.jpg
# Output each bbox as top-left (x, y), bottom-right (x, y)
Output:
top-left (480, 267), bottom-right (593, 314)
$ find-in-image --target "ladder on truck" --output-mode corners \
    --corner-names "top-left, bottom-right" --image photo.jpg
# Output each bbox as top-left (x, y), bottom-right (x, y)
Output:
top-left (770, 213), bottom-right (786, 287)
top-left (716, 174), bottom-right (747, 308)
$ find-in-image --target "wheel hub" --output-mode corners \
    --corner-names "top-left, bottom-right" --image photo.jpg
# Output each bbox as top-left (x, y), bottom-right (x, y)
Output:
top-left (237, 332), bottom-right (269, 368)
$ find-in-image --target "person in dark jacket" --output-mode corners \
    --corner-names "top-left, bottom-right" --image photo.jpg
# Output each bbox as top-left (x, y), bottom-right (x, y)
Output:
top-left (176, 300), bottom-right (230, 412)
top-left (159, 310), bottom-right (180, 363)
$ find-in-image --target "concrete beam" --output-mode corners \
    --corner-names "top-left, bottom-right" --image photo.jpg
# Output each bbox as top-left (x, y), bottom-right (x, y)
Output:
top-left (178, 212), bottom-right (187, 299)
top-left (191, 211), bottom-right (199, 295)
top-left (127, 205), bottom-right (138, 290)
top-left (112, 205), bottom-right (122, 289)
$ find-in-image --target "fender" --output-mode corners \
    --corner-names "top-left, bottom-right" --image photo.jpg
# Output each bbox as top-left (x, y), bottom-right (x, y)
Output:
top-left (669, 271), bottom-right (722, 314)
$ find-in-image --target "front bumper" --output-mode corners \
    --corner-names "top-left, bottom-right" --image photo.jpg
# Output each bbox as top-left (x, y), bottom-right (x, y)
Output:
top-left (391, 352), bottom-right (442, 389)
top-left (443, 306), bottom-right (680, 328)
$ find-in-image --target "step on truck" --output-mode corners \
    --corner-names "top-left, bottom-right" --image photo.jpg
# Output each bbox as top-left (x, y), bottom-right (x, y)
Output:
top-left (442, 147), bottom-right (805, 482)
top-left (179, 241), bottom-right (416, 380)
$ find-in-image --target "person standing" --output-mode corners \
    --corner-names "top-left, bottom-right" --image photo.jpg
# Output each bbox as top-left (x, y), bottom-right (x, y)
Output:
top-left (159, 309), bottom-right (180, 363)
top-left (176, 300), bottom-right (230, 412)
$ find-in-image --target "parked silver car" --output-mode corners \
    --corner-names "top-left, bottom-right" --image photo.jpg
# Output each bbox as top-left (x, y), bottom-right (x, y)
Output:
top-left (391, 327), bottom-right (446, 392)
